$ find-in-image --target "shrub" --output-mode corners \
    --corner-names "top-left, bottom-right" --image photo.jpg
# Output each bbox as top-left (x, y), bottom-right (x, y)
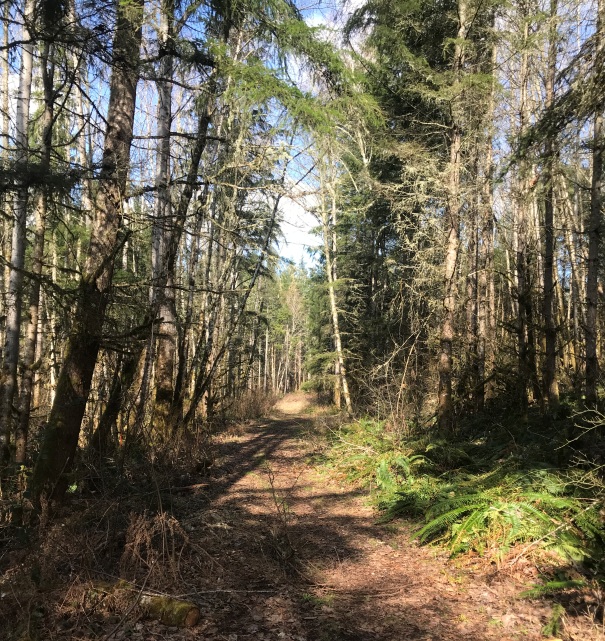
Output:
top-left (227, 390), bottom-right (278, 421)
top-left (320, 417), bottom-right (605, 566)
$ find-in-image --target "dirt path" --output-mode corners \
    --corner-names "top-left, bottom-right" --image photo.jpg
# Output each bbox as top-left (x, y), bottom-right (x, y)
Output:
top-left (2, 392), bottom-right (600, 640)
top-left (145, 391), bottom-right (597, 641)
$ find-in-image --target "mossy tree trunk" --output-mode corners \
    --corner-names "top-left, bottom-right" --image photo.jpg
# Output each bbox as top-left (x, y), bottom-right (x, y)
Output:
top-left (437, 0), bottom-right (467, 432)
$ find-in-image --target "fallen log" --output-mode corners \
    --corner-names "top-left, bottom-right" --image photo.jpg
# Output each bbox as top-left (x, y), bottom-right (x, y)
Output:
top-left (89, 580), bottom-right (200, 628)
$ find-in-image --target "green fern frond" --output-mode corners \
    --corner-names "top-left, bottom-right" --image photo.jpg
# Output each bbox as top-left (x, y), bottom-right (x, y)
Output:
top-left (376, 459), bottom-right (396, 489)
top-left (516, 501), bottom-right (560, 527)
top-left (520, 580), bottom-right (586, 599)
top-left (521, 492), bottom-right (576, 511)
top-left (415, 503), bottom-right (487, 543)
top-left (573, 506), bottom-right (605, 542)
top-left (449, 507), bottom-right (491, 554)
top-left (425, 493), bottom-right (491, 520)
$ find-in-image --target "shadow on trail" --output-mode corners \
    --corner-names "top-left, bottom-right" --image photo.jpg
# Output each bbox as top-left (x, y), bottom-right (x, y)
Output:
top-left (165, 410), bottom-right (535, 641)
top-left (202, 414), bottom-right (315, 499)
top-left (2, 406), bottom-right (561, 641)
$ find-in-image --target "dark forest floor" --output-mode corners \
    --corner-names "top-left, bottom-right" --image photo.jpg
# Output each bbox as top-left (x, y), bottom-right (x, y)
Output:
top-left (1, 392), bottom-right (603, 640)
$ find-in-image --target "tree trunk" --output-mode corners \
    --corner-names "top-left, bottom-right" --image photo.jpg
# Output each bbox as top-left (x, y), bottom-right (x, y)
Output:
top-left (0, 0), bottom-right (34, 462)
top-left (173, 186), bottom-right (207, 421)
top-left (90, 350), bottom-right (140, 455)
top-left (323, 169), bottom-right (352, 414)
top-left (163, 104), bottom-right (213, 427)
top-left (438, 0), bottom-right (466, 432)
top-left (151, 0), bottom-right (177, 436)
top-left (558, 174), bottom-right (584, 382)
top-left (0, 1), bottom-right (10, 352)
top-left (465, 201), bottom-right (478, 400)
top-left (514, 9), bottom-right (541, 411)
top-left (182, 178), bottom-right (281, 425)
top-left (31, 0), bottom-right (144, 509)
top-left (16, 38), bottom-right (55, 466)
top-left (542, 0), bottom-right (560, 411)
top-left (68, 0), bottom-right (93, 224)
top-left (477, 36), bottom-right (497, 410)
top-left (585, 0), bottom-right (605, 405)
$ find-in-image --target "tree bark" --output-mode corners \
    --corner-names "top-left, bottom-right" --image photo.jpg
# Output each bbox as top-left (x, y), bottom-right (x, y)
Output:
top-left (162, 104), bottom-right (213, 428)
top-left (68, 0), bottom-right (93, 224)
top-left (0, 0), bottom-right (34, 462)
top-left (31, 0), bottom-right (144, 508)
top-left (322, 162), bottom-right (352, 414)
top-left (16, 37), bottom-right (55, 466)
top-left (152, 0), bottom-right (177, 436)
top-left (585, 0), bottom-right (605, 405)
top-left (476, 35), bottom-right (497, 410)
top-left (90, 350), bottom-right (139, 455)
top-left (514, 7), bottom-right (541, 411)
top-left (558, 175), bottom-right (583, 386)
top-left (542, 0), bottom-right (560, 411)
top-left (438, 0), bottom-right (466, 432)
top-left (0, 1), bottom-right (10, 353)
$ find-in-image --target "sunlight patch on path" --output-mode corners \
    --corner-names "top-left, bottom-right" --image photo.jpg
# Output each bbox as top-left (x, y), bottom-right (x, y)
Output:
top-left (273, 391), bottom-right (314, 415)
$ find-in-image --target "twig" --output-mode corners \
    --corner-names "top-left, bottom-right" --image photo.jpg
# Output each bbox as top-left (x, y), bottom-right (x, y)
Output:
top-left (176, 589), bottom-right (279, 595)
top-left (508, 501), bottom-right (598, 566)
top-left (311, 586), bottom-right (405, 596)
top-left (100, 573), bottom-right (150, 641)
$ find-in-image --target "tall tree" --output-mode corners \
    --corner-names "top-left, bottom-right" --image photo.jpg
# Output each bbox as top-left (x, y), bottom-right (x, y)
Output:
top-left (151, 0), bottom-right (178, 436)
top-left (0, 0), bottom-right (35, 461)
top-left (17, 29), bottom-right (56, 466)
top-left (31, 0), bottom-right (144, 507)
top-left (437, 0), bottom-right (467, 432)
top-left (476, 31), bottom-right (497, 410)
top-left (317, 149), bottom-right (353, 413)
top-left (585, 0), bottom-right (605, 405)
top-left (542, 0), bottom-right (560, 411)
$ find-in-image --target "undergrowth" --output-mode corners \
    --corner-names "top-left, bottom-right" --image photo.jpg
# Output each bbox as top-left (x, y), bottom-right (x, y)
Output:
top-left (322, 410), bottom-right (605, 570)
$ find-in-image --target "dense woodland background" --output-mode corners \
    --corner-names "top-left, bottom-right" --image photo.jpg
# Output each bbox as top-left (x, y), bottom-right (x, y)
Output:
top-left (1, 0), bottom-right (605, 608)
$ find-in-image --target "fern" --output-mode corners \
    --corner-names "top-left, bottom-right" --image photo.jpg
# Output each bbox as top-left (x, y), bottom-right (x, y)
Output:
top-left (450, 506), bottom-right (493, 554)
top-left (408, 480), bottom-right (603, 560)
top-left (375, 459), bottom-right (396, 490)
top-left (416, 502), bottom-right (488, 543)
top-left (393, 454), bottom-right (426, 478)
top-left (541, 604), bottom-right (566, 637)
top-left (520, 579), bottom-right (586, 599)
top-left (321, 416), bottom-right (605, 566)
top-left (573, 505), bottom-right (605, 542)
top-left (425, 492), bottom-right (492, 520)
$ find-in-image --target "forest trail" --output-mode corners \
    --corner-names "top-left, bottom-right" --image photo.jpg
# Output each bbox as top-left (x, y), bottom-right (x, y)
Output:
top-left (17, 392), bottom-right (596, 641)
top-left (147, 391), bottom-right (581, 641)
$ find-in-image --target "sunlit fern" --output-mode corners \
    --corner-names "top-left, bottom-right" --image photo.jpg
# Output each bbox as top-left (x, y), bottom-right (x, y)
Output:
top-left (397, 469), bottom-right (604, 562)
top-left (520, 579), bottom-right (587, 599)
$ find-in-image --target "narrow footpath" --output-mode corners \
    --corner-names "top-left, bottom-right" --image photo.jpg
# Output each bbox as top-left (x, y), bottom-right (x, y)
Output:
top-left (153, 392), bottom-right (597, 641)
